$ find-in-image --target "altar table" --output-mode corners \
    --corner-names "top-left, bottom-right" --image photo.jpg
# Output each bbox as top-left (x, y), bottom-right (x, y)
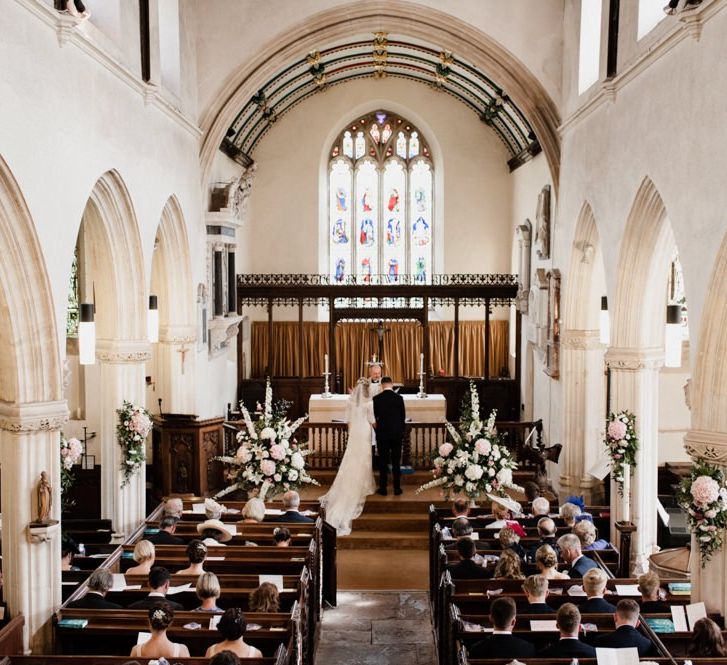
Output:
top-left (308, 393), bottom-right (446, 423)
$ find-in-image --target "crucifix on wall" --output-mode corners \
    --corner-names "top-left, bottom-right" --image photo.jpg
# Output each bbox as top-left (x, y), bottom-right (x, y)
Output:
top-left (177, 344), bottom-right (189, 375)
top-left (370, 319), bottom-right (390, 364)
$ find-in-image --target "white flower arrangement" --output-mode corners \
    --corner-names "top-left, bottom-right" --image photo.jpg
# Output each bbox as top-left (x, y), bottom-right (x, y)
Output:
top-left (60, 434), bottom-right (83, 509)
top-left (604, 410), bottom-right (638, 497)
top-left (417, 381), bottom-right (521, 500)
top-left (214, 379), bottom-right (319, 500)
top-left (116, 401), bottom-right (152, 487)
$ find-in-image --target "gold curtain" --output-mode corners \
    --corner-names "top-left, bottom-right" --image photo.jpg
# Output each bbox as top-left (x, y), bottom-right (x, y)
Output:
top-left (251, 319), bottom-right (509, 388)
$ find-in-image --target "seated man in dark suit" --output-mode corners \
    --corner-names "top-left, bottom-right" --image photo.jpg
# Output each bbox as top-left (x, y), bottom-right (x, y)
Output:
top-left (594, 599), bottom-right (659, 656)
top-left (441, 498), bottom-right (471, 539)
top-left (267, 490), bottom-right (314, 523)
top-left (580, 568), bottom-right (617, 613)
top-left (541, 603), bottom-right (596, 657)
top-left (469, 596), bottom-right (536, 659)
top-left (557, 533), bottom-right (597, 578)
top-left (637, 571), bottom-right (670, 613)
top-left (146, 515), bottom-right (184, 545)
top-left (527, 517), bottom-right (560, 561)
top-left (522, 574), bottom-right (555, 613)
top-left (128, 566), bottom-right (183, 611)
top-left (447, 537), bottom-right (490, 580)
top-left (444, 517), bottom-right (474, 550)
top-left (67, 569), bottom-right (122, 609)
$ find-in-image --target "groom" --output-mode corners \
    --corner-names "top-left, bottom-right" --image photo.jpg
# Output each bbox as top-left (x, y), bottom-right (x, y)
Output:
top-left (372, 376), bottom-right (406, 496)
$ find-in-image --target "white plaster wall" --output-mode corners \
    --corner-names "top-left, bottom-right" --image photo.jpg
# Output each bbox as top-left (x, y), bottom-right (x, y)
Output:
top-left (658, 361), bottom-right (691, 464)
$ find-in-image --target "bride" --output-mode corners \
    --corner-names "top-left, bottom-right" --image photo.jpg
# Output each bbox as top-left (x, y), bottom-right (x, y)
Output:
top-left (319, 378), bottom-right (377, 536)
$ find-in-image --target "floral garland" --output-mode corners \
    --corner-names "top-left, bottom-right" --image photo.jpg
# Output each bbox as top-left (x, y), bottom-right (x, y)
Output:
top-left (117, 401), bottom-right (152, 487)
top-left (214, 379), bottom-right (318, 501)
top-left (60, 434), bottom-right (83, 509)
top-left (676, 462), bottom-right (727, 566)
top-left (604, 411), bottom-right (638, 497)
top-left (417, 381), bottom-right (522, 499)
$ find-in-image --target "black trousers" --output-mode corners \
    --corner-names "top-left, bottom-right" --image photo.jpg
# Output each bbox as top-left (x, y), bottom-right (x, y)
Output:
top-left (377, 436), bottom-right (402, 490)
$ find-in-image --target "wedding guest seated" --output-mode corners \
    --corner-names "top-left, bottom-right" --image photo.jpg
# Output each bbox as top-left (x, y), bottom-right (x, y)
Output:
top-left (637, 571), bottom-right (670, 613)
top-left (523, 481), bottom-right (541, 503)
top-left (469, 596), bottom-right (536, 659)
top-left (210, 652), bottom-right (241, 665)
top-left (499, 525), bottom-right (527, 560)
top-left (557, 533), bottom-right (597, 578)
top-left (126, 540), bottom-right (155, 576)
top-left (490, 501), bottom-right (511, 522)
top-left (448, 537), bottom-right (490, 580)
top-left (494, 549), bottom-right (524, 580)
top-left (68, 569), bottom-right (122, 609)
top-left (531, 496), bottom-right (550, 518)
top-left (61, 541), bottom-right (80, 571)
top-left (129, 604), bottom-right (190, 659)
top-left (193, 572), bottom-right (223, 612)
top-left (593, 599), bottom-right (658, 656)
top-left (444, 517), bottom-right (473, 548)
top-left (129, 566), bottom-right (183, 611)
top-left (540, 603), bottom-right (596, 657)
top-left (162, 497), bottom-right (183, 518)
top-left (175, 540), bottom-right (207, 576)
top-left (204, 607), bottom-right (263, 659)
top-left (522, 574), bottom-right (555, 613)
top-left (535, 544), bottom-right (570, 580)
top-left (574, 519), bottom-right (609, 551)
top-left (442, 498), bottom-right (471, 538)
top-left (689, 618), bottom-right (727, 657)
top-left (240, 497), bottom-right (266, 523)
top-left (205, 497), bottom-right (226, 520)
top-left (560, 502), bottom-right (582, 528)
top-left (528, 517), bottom-right (560, 561)
top-left (267, 490), bottom-right (314, 523)
top-left (197, 518), bottom-right (233, 547)
top-left (147, 515), bottom-right (184, 545)
top-left (580, 568), bottom-right (616, 613)
top-left (249, 582), bottom-right (280, 613)
top-left (273, 527), bottom-right (292, 547)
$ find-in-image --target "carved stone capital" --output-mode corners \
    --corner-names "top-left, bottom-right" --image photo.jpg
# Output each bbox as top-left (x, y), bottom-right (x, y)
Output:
top-left (605, 347), bottom-right (664, 371)
top-left (96, 339), bottom-right (152, 364)
top-left (560, 329), bottom-right (601, 351)
top-left (208, 315), bottom-right (242, 358)
top-left (684, 429), bottom-right (727, 466)
top-left (0, 400), bottom-right (69, 433)
top-left (159, 325), bottom-right (197, 345)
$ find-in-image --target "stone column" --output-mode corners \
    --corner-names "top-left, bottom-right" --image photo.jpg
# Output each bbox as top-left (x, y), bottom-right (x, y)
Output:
top-left (0, 400), bottom-right (68, 653)
top-left (97, 339), bottom-right (150, 538)
top-left (560, 329), bottom-right (605, 501)
top-left (684, 430), bottom-right (727, 614)
top-left (156, 325), bottom-right (197, 414)
top-left (605, 347), bottom-right (663, 569)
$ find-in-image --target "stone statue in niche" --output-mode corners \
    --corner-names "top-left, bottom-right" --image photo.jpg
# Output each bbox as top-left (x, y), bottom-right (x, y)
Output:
top-left (534, 268), bottom-right (549, 353)
top-left (535, 185), bottom-right (551, 260)
top-left (197, 283), bottom-right (208, 352)
top-left (232, 164), bottom-right (256, 223)
top-left (37, 471), bottom-right (52, 524)
top-left (545, 269), bottom-right (561, 379)
top-left (516, 220), bottom-right (532, 314)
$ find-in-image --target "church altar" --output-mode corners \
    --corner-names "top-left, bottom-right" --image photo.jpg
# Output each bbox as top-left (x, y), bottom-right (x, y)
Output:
top-left (308, 393), bottom-right (446, 423)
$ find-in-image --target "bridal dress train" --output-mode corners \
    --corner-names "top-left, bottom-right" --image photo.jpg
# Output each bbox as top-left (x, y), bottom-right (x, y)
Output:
top-left (319, 381), bottom-right (377, 536)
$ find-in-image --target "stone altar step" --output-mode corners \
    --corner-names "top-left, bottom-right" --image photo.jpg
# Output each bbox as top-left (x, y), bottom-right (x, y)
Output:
top-left (338, 530), bottom-right (430, 550)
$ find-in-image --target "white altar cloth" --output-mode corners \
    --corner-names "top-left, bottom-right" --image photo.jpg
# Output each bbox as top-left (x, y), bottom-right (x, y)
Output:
top-left (308, 393), bottom-right (446, 423)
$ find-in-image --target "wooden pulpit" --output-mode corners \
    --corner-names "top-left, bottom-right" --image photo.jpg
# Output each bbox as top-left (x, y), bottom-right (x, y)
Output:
top-left (151, 414), bottom-right (225, 498)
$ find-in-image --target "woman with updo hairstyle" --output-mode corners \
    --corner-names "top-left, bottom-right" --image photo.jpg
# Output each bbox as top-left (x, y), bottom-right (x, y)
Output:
top-left (126, 539), bottom-right (155, 576)
top-left (210, 652), bottom-right (242, 665)
top-left (493, 549), bottom-right (524, 580)
top-left (689, 618), bottom-right (727, 657)
top-left (249, 581), bottom-right (280, 613)
top-left (535, 544), bottom-right (570, 579)
top-left (273, 527), bottom-right (292, 547)
top-left (129, 603), bottom-right (190, 659)
top-left (205, 607), bottom-right (263, 659)
top-left (175, 539), bottom-right (207, 576)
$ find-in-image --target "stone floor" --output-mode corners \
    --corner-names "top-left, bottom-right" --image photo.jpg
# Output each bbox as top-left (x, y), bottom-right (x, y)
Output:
top-left (316, 591), bottom-right (436, 665)
top-left (337, 549), bottom-right (429, 589)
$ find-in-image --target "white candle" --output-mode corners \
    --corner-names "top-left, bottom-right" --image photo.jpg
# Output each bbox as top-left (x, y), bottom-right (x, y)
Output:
top-left (621, 463), bottom-right (630, 523)
top-left (324, 353), bottom-right (329, 374)
top-left (420, 352), bottom-right (424, 375)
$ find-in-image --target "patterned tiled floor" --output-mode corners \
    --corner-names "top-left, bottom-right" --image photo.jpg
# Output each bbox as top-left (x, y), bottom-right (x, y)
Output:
top-left (316, 591), bottom-right (436, 664)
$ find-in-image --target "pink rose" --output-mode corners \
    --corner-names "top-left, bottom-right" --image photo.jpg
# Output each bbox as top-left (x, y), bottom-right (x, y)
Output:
top-left (261, 459), bottom-right (276, 476)
top-left (439, 443), bottom-right (454, 457)
top-left (475, 439), bottom-right (491, 456)
top-left (269, 444), bottom-right (285, 461)
top-left (691, 475), bottom-right (720, 507)
top-left (608, 420), bottom-right (627, 441)
top-left (235, 446), bottom-right (251, 463)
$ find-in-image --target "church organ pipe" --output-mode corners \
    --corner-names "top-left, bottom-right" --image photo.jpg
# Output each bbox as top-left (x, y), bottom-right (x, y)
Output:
top-left (213, 250), bottom-right (224, 317)
top-left (227, 251), bottom-right (236, 314)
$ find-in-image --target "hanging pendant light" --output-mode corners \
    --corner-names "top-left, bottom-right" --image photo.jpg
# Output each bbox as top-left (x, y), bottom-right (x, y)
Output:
top-left (599, 296), bottom-right (610, 345)
top-left (78, 303), bottom-right (96, 365)
top-left (148, 295), bottom-right (159, 343)
top-left (664, 304), bottom-right (682, 368)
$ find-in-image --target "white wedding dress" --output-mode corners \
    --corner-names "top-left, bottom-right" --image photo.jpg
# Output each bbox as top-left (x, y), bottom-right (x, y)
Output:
top-left (319, 380), bottom-right (378, 536)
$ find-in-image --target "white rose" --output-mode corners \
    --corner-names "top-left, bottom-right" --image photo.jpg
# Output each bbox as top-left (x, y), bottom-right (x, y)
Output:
top-left (290, 452), bottom-right (305, 470)
top-left (280, 439), bottom-right (290, 449)
top-left (705, 509), bottom-right (717, 519)
top-left (288, 469), bottom-right (299, 481)
top-left (260, 427), bottom-right (277, 440)
top-left (454, 475), bottom-right (464, 486)
top-left (496, 468), bottom-right (513, 486)
top-left (465, 465), bottom-right (484, 481)
top-left (274, 473), bottom-right (282, 482)
top-left (487, 468), bottom-right (496, 477)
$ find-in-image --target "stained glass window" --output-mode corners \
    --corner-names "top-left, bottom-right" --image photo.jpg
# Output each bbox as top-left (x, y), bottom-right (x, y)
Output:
top-left (327, 110), bottom-right (434, 283)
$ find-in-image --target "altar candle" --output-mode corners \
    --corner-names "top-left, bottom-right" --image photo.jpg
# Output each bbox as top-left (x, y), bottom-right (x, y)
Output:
top-left (621, 463), bottom-right (630, 523)
top-left (420, 352), bottom-right (424, 375)
top-left (324, 353), bottom-right (329, 374)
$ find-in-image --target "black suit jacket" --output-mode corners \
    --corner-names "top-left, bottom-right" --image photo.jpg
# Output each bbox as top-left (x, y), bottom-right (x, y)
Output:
top-left (128, 594), bottom-right (184, 611)
top-left (640, 600), bottom-right (670, 614)
top-left (580, 597), bottom-right (617, 613)
top-left (447, 559), bottom-right (491, 580)
top-left (373, 390), bottom-right (406, 440)
top-left (527, 537), bottom-right (560, 561)
top-left (67, 592), bottom-right (122, 610)
top-left (470, 634), bottom-right (536, 659)
top-left (569, 555), bottom-right (598, 578)
top-left (146, 530), bottom-right (184, 545)
top-left (541, 638), bottom-right (597, 658)
top-left (267, 510), bottom-right (314, 523)
top-left (524, 602), bottom-right (556, 614)
top-left (594, 625), bottom-right (658, 656)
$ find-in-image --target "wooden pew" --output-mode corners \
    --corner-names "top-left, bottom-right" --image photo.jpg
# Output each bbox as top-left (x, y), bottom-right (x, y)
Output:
top-left (8, 656), bottom-right (282, 665)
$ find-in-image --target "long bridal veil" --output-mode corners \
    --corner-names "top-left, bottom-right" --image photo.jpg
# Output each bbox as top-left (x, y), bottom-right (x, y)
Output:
top-left (319, 380), bottom-right (376, 536)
